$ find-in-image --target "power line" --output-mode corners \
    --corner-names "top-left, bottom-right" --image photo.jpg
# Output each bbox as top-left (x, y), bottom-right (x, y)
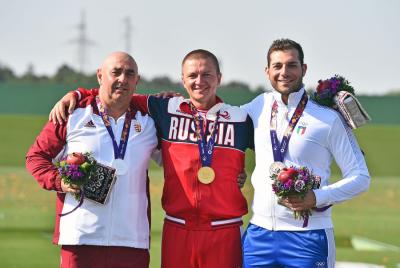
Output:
top-left (123, 16), bottom-right (132, 53)
top-left (67, 10), bottom-right (96, 74)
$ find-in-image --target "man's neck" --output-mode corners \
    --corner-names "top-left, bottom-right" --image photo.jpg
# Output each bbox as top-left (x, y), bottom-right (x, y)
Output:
top-left (98, 88), bottom-right (131, 120)
top-left (107, 105), bottom-right (129, 120)
top-left (280, 86), bottom-right (303, 105)
top-left (281, 94), bottom-right (289, 105)
top-left (190, 98), bottom-right (217, 111)
top-left (99, 98), bottom-right (130, 120)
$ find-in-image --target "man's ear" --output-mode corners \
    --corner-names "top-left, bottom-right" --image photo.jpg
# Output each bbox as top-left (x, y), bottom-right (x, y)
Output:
top-left (265, 66), bottom-right (269, 78)
top-left (302, 64), bottom-right (307, 77)
top-left (96, 69), bottom-right (102, 85)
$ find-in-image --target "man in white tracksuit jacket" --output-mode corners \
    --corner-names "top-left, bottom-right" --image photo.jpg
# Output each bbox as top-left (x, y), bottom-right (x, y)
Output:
top-left (241, 38), bottom-right (370, 267)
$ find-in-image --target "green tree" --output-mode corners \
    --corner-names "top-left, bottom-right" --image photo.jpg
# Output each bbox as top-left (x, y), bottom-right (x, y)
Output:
top-left (0, 64), bottom-right (16, 82)
top-left (53, 64), bottom-right (96, 85)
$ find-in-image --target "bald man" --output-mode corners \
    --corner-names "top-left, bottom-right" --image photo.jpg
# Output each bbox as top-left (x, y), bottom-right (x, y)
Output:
top-left (26, 52), bottom-right (158, 268)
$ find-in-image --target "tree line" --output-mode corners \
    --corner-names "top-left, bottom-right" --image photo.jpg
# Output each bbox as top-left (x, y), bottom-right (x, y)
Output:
top-left (3, 63), bottom-right (398, 96)
top-left (0, 63), bottom-right (267, 94)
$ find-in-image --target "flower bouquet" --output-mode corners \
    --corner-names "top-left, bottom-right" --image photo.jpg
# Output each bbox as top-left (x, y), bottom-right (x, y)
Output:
top-left (311, 75), bottom-right (354, 107)
top-left (311, 75), bottom-right (371, 129)
top-left (56, 152), bottom-right (97, 201)
top-left (56, 152), bottom-right (117, 216)
top-left (270, 162), bottom-right (321, 226)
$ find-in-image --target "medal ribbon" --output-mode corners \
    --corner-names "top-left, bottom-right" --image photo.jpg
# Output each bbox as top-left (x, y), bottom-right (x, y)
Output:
top-left (59, 192), bottom-right (85, 217)
top-left (270, 92), bottom-right (308, 162)
top-left (191, 104), bottom-right (220, 167)
top-left (96, 97), bottom-right (133, 160)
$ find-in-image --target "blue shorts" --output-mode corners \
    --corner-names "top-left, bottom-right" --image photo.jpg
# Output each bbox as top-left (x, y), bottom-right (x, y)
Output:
top-left (242, 223), bottom-right (335, 268)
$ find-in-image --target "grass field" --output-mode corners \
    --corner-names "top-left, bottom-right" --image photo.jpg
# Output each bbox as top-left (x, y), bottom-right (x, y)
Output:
top-left (0, 115), bottom-right (399, 267)
top-left (1, 167), bottom-right (399, 267)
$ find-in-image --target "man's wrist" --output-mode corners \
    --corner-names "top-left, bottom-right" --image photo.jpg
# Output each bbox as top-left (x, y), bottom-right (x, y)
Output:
top-left (69, 90), bottom-right (81, 101)
top-left (55, 174), bottom-right (63, 192)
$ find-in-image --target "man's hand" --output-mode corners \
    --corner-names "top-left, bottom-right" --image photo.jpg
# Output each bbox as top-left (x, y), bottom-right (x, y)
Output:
top-left (61, 180), bottom-right (81, 194)
top-left (237, 170), bottom-right (247, 189)
top-left (49, 92), bottom-right (77, 125)
top-left (278, 190), bottom-right (317, 211)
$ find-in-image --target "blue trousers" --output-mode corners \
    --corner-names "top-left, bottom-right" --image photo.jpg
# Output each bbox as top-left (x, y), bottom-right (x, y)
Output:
top-left (242, 223), bottom-right (335, 268)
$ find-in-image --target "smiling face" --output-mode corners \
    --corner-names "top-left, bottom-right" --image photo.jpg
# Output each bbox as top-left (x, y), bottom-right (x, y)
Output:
top-left (97, 52), bottom-right (140, 107)
top-left (266, 48), bottom-right (307, 103)
top-left (181, 53), bottom-right (221, 110)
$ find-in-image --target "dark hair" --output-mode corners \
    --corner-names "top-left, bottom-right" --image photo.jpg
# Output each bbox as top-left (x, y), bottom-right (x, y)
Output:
top-left (267, 39), bottom-right (304, 67)
top-left (181, 49), bottom-right (221, 74)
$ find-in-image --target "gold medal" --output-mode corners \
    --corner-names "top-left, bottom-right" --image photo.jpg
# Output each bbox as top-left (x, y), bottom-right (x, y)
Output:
top-left (197, 166), bottom-right (215, 184)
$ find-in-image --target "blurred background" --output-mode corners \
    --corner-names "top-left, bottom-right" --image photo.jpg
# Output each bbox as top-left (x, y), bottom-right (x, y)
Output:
top-left (0, 0), bottom-right (399, 267)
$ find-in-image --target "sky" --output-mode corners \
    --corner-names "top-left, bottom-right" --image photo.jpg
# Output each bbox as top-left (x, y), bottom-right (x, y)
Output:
top-left (1, 0), bottom-right (399, 95)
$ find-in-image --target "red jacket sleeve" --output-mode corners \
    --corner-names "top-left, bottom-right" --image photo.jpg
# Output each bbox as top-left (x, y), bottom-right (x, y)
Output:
top-left (132, 94), bottom-right (150, 114)
top-left (26, 121), bottom-right (67, 191)
top-left (76, 87), bottom-right (98, 99)
top-left (75, 88), bottom-right (150, 114)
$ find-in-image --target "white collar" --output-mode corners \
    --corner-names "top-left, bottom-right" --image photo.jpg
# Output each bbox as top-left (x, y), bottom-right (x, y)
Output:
top-left (272, 87), bottom-right (306, 108)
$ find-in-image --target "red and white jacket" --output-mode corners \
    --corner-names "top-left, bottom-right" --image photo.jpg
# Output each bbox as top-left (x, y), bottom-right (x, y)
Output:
top-left (26, 95), bottom-right (157, 248)
top-left (76, 88), bottom-right (254, 230)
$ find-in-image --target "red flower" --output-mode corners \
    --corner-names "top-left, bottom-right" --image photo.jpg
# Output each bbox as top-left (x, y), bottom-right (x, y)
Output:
top-left (278, 168), bottom-right (298, 183)
top-left (66, 153), bottom-right (86, 165)
top-left (316, 80), bottom-right (330, 93)
top-left (286, 167), bottom-right (298, 178)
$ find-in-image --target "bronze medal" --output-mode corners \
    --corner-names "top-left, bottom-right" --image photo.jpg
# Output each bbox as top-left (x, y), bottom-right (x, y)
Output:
top-left (269, 161), bottom-right (286, 176)
top-left (197, 166), bottom-right (215, 184)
